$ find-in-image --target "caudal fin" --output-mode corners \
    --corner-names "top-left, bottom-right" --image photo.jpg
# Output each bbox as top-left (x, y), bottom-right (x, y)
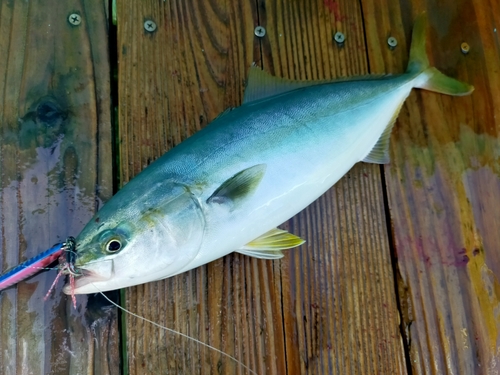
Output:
top-left (407, 14), bottom-right (474, 96)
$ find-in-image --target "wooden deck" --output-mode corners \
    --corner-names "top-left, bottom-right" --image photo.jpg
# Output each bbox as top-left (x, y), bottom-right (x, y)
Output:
top-left (0, 0), bottom-right (499, 374)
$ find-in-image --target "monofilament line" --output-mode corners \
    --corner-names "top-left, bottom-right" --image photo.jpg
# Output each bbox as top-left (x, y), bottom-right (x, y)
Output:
top-left (96, 286), bottom-right (257, 375)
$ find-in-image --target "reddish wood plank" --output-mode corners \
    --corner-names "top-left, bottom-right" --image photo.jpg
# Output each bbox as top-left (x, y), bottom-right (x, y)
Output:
top-left (361, 0), bottom-right (500, 373)
top-left (260, 0), bottom-right (407, 373)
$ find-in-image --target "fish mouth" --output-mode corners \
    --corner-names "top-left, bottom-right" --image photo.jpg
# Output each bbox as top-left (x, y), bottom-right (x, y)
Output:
top-left (62, 259), bottom-right (114, 295)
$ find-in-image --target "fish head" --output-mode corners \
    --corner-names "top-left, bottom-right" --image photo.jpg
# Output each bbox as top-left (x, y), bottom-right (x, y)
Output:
top-left (63, 181), bottom-right (206, 294)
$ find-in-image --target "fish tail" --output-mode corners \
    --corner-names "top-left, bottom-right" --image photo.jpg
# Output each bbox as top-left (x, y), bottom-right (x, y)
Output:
top-left (407, 13), bottom-right (474, 96)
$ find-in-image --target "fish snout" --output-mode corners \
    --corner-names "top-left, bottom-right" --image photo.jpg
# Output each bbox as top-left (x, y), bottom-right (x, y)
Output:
top-left (63, 259), bottom-right (114, 295)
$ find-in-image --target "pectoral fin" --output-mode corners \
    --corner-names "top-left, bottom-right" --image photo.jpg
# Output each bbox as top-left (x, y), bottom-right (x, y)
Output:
top-left (236, 228), bottom-right (305, 259)
top-left (207, 164), bottom-right (266, 209)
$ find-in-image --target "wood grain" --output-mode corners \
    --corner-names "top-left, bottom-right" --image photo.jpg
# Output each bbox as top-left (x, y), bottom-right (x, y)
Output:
top-left (0, 0), bottom-right (118, 373)
top-left (361, 0), bottom-right (500, 373)
top-left (261, 0), bottom-right (407, 374)
top-left (118, 0), bottom-right (406, 374)
top-left (118, 0), bottom-right (260, 374)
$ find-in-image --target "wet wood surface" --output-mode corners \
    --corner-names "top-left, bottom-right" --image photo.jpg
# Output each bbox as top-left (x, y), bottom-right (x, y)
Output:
top-left (0, 0), bottom-right (119, 374)
top-left (117, 1), bottom-right (404, 374)
top-left (1, 0), bottom-right (497, 374)
top-left (362, 0), bottom-right (500, 373)
top-left (117, 0), bottom-right (499, 374)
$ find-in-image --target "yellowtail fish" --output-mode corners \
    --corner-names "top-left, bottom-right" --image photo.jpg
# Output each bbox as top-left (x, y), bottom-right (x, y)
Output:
top-left (64, 15), bottom-right (473, 295)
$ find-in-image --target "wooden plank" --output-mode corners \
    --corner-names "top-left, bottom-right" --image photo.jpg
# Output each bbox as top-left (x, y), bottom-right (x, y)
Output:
top-left (117, 1), bottom-right (260, 374)
top-left (118, 0), bottom-right (406, 374)
top-left (361, 0), bottom-right (500, 373)
top-left (0, 0), bottom-right (119, 373)
top-left (260, 0), bottom-right (407, 374)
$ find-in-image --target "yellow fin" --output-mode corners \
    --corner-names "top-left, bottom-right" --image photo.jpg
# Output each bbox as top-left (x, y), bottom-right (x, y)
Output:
top-left (235, 249), bottom-right (285, 260)
top-left (406, 13), bottom-right (429, 75)
top-left (407, 13), bottom-right (474, 95)
top-left (417, 67), bottom-right (474, 96)
top-left (236, 228), bottom-right (305, 259)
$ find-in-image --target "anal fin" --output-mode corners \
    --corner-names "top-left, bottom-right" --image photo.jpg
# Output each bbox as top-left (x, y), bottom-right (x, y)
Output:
top-left (361, 125), bottom-right (393, 164)
top-left (362, 100), bottom-right (405, 164)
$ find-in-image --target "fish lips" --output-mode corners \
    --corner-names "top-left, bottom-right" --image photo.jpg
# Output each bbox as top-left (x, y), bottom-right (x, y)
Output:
top-left (62, 259), bottom-right (114, 295)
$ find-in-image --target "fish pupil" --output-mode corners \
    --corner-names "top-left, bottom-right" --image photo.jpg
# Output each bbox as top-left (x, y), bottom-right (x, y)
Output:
top-left (106, 240), bottom-right (121, 252)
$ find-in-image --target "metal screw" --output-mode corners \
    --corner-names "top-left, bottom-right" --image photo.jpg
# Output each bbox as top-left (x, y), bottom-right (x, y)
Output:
top-left (387, 37), bottom-right (398, 49)
top-left (461, 42), bottom-right (470, 54)
top-left (334, 32), bottom-right (345, 44)
top-left (144, 20), bottom-right (157, 32)
top-left (254, 26), bottom-right (266, 38)
top-left (68, 14), bottom-right (81, 26)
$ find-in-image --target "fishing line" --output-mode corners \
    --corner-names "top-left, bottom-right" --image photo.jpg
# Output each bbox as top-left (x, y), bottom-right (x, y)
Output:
top-left (95, 285), bottom-right (257, 375)
top-left (19, 266), bottom-right (59, 271)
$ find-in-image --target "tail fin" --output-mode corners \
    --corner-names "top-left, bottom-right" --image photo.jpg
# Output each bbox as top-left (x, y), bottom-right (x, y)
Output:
top-left (407, 14), bottom-right (474, 96)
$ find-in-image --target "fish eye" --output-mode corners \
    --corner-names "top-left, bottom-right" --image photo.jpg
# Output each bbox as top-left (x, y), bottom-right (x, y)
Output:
top-left (105, 239), bottom-right (122, 253)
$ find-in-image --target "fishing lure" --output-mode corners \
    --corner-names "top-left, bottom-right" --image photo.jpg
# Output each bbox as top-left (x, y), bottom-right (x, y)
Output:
top-left (0, 237), bottom-right (79, 306)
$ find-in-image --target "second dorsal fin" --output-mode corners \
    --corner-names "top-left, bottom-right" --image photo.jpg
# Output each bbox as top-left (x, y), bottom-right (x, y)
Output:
top-left (243, 66), bottom-right (329, 104)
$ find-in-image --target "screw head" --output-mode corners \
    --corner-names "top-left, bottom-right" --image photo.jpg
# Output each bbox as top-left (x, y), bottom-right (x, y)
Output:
top-left (387, 36), bottom-right (398, 48)
top-left (334, 32), bottom-right (345, 44)
top-left (144, 20), bottom-right (157, 32)
top-left (68, 13), bottom-right (81, 26)
top-left (254, 26), bottom-right (266, 38)
top-left (461, 42), bottom-right (470, 54)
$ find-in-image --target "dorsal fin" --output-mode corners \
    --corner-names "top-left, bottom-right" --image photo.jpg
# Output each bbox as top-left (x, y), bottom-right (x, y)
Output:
top-left (243, 66), bottom-right (328, 104)
top-left (243, 66), bottom-right (393, 105)
top-left (212, 107), bottom-right (234, 121)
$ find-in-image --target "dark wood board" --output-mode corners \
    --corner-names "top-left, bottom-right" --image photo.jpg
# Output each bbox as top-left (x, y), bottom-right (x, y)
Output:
top-left (0, 0), bottom-right (119, 373)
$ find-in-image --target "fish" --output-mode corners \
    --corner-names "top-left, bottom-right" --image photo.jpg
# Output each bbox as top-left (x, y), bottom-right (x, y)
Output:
top-left (64, 15), bottom-right (473, 295)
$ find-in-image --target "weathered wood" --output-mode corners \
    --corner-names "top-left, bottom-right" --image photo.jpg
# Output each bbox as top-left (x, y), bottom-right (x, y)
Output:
top-left (118, 0), bottom-right (406, 374)
top-left (260, 0), bottom-right (407, 374)
top-left (0, 1), bottom-right (118, 373)
top-left (118, 1), bottom-right (262, 373)
top-left (361, 0), bottom-right (500, 373)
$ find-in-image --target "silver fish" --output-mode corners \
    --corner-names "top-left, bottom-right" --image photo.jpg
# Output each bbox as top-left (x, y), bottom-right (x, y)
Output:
top-left (65, 15), bottom-right (473, 294)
